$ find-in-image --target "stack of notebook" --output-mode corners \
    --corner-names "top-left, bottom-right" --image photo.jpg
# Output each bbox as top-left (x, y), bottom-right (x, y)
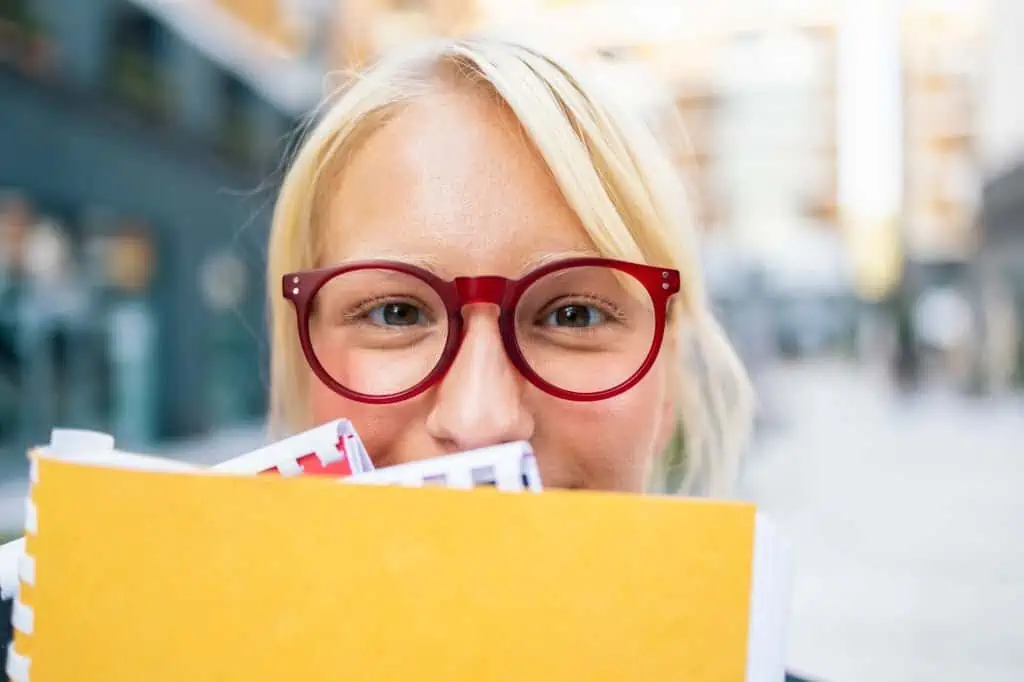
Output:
top-left (2, 422), bottom-right (791, 682)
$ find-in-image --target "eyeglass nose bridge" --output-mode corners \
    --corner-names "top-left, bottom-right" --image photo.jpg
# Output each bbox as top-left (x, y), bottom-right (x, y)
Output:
top-left (453, 275), bottom-right (512, 308)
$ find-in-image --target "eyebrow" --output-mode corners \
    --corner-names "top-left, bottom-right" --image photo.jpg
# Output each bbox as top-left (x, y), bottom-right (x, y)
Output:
top-left (329, 252), bottom-right (446, 272)
top-left (329, 249), bottom-right (603, 278)
top-left (518, 250), bottom-right (602, 273)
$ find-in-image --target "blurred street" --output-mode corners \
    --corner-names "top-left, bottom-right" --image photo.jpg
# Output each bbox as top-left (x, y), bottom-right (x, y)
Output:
top-left (743, 361), bottom-right (1024, 682)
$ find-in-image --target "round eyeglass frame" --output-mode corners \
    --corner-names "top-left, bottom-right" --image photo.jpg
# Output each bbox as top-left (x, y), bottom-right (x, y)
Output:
top-left (282, 257), bottom-right (681, 404)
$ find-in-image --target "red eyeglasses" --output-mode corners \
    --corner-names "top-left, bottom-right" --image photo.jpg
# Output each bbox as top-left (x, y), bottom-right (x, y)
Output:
top-left (282, 258), bottom-right (680, 403)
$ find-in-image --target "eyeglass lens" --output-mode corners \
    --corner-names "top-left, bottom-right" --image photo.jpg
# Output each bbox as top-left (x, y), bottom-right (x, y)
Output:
top-left (308, 265), bottom-right (656, 397)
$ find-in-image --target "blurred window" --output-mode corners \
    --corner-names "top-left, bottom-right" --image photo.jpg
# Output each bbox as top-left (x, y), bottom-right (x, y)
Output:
top-left (0, 0), bottom-right (30, 25)
top-left (218, 73), bottom-right (255, 163)
top-left (107, 7), bottom-right (169, 118)
top-left (0, 0), bottom-right (51, 74)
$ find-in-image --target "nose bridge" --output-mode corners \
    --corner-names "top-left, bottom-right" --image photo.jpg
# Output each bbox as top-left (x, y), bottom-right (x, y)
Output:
top-left (454, 276), bottom-right (509, 307)
top-left (426, 308), bottom-right (532, 451)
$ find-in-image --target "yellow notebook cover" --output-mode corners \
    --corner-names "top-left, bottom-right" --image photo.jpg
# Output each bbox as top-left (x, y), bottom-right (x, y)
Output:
top-left (10, 454), bottom-right (783, 682)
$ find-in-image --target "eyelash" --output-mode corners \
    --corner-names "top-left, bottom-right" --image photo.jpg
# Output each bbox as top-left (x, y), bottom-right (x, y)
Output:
top-left (335, 293), bottom-right (625, 325)
top-left (342, 296), bottom-right (433, 323)
top-left (537, 294), bottom-right (626, 323)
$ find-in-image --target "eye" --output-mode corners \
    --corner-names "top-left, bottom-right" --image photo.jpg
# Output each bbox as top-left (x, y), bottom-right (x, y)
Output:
top-left (541, 304), bottom-right (608, 328)
top-left (367, 302), bottom-right (426, 327)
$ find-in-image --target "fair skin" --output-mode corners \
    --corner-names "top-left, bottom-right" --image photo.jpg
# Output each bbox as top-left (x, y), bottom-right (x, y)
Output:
top-left (310, 86), bottom-right (677, 492)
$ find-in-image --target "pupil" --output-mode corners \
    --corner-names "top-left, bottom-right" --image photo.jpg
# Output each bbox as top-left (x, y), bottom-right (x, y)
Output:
top-left (556, 305), bottom-right (588, 327)
top-left (384, 303), bottom-right (417, 326)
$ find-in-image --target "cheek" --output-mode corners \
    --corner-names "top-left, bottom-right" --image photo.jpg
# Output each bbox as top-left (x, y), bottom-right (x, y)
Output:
top-left (307, 378), bottom-right (403, 464)
top-left (308, 377), bottom-right (422, 469)
top-left (531, 370), bottom-right (669, 493)
top-left (309, 379), bottom-right (351, 428)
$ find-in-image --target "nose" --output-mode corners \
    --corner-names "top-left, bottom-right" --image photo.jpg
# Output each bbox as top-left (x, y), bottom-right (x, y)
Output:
top-left (425, 306), bottom-right (534, 452)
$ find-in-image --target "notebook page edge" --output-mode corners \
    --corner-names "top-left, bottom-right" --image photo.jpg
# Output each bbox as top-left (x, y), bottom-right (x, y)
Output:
top-left (745, 512), bottom-right (793, 682)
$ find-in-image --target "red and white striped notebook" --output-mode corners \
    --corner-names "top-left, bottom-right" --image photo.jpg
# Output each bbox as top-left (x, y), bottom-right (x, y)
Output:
top-left (210, 420), bottom-right (374, 477)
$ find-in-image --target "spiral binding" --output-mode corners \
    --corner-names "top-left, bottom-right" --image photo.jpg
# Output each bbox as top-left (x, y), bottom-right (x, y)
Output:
top-left (7, 457), bottom-right (39, 682)
top-left (5, 643), bottom-right (28, 682)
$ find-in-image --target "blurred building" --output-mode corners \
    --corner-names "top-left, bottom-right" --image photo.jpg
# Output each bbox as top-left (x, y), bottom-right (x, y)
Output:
top-left (977, 0), bottom-right (1024, 389)
top-left (335, 0), bottom-right (479, 67)
top-left (0, 0), bottom-right (332, 455)
top-left (903, 11), bottom-right (982, 264)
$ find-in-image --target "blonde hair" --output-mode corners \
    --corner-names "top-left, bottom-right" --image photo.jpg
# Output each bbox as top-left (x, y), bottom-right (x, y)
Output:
top-left (267, 36), bottom-right (754, 497)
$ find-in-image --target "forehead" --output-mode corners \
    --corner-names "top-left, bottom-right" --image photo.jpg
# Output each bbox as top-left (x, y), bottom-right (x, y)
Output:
top-left (319, 88), bottom-right (599, 277)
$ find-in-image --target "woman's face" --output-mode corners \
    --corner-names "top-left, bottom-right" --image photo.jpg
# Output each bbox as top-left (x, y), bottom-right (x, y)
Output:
top-left (310, 89), bottom-right (676, 492)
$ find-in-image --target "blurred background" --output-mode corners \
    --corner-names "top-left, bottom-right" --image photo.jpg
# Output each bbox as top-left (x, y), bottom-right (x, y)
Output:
top-left (1, 0), bottom-right (1022, 679)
